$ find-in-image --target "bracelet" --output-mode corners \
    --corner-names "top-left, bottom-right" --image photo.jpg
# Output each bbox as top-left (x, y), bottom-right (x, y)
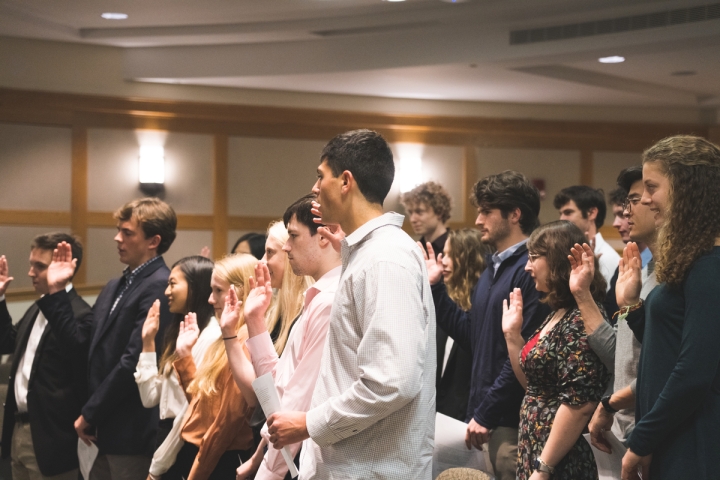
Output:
top-left (612, 300), bottom-right (643, 322)
top-left (222, 335), bottom-right (237, 341)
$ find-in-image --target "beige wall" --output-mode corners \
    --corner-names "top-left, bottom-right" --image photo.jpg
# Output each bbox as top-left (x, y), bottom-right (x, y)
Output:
top-left (0, 123), bottom-right (71, 211)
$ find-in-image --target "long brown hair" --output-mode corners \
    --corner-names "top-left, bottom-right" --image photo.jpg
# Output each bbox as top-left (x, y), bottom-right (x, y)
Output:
top-left (445, 229), bottom-right (488, 311)
top-left (642, 135), bottom-right (720, 287)
top-left (527, 221), bottom-right (606, 310)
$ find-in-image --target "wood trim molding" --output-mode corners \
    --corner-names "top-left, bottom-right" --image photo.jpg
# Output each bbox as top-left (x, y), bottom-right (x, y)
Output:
top-left (5, 283), bottom-right (106, 302)
top-left (212, 135), bottom-right (229, 258)
top-left (0, 210), bottom-right (71, 226)
top-left (71, 126), bottom-right (88, 283)
top-left (0, 88), bottom-right (710, 152)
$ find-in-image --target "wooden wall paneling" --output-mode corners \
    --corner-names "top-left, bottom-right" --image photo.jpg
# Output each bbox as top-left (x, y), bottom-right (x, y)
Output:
top-left (71, 126), bottom-right (88, 283)
top-left (463, 145), bottom-right (477, 227)
top-left (0, 210), bottom-right (71, 226)
top-left (227, 216), bottom-right (278, 232)
top-left (580, 150), bottom-right (593, 187)
top-left (213, 135), bottom-right (229, 258)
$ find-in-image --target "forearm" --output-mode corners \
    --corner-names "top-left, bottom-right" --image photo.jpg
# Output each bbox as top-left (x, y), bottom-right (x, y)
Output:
top-left (586, 319), bottom-right (616, 373)
top-left (142, 338), bottom-right (156, 353)
top-left (245, 312), bottom-right (268, 339)
top-left (541, 402), bottom-right (596, 467)
top-left (609, 385), bottom-right (635, 411)
top-left (224, 338), bottom-right (258, 407)
top-left (504, 333), bottom-right (527, 389)
top-left (134, 352), bottom-right (161, 408)
top-left (575, 293), bottom-right (606, 335)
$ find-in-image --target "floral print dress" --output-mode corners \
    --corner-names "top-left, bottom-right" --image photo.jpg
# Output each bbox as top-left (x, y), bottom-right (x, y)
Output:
top-left (517, 307), bottom-right (610, 480)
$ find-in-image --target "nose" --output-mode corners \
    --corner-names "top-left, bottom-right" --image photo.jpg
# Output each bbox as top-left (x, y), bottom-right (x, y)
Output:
top-left (312, 179), bottom-right (320, 195)
top-left (208, 292), bottom-right (214, 305)
top-left (475, 213), bottom-right (483, 226)
top-left (525, 258), bottom-right (533, 272)
top-left (114, 231), bottom-right (122, 243)
top-left (640, 190), bottom-right (651, 205)
top-left (282, 242), bottom-right (290, 252)
top-left (28, 266), bottom-right (35, 278)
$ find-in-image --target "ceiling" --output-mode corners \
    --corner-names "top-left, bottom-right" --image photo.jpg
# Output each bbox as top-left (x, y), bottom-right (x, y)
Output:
top-left (1, 0), bottom-right (719, 110)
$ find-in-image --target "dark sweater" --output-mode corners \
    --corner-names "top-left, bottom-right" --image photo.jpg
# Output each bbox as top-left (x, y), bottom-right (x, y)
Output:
top-left (432, 243), bottom-right (550, 428)
top-left (627, 247), bottom-right (720, 480)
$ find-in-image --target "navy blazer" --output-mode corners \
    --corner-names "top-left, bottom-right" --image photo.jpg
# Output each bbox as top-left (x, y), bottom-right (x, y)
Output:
top-left (0, 290), bottom-right (92, 476)
top-left (39, 257), bottom-right (172, 456)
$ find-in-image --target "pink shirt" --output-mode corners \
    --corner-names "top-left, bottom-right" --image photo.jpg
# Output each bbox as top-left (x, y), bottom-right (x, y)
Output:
top-left (245, 266), bottom-right (341, 480)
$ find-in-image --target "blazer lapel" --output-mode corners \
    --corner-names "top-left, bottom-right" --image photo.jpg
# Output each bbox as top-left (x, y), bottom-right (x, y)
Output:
top-left (89, 278), bottom-right (120, 358)
top-left (10, 304), bottom-right (40, 376)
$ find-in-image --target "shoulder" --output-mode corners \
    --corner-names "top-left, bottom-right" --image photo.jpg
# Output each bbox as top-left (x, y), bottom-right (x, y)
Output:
top-left (354, 227), bottom-right (425, 275)
top-left (68, 290), bottom-right (93, 315)
top-left (685, 248), bottom-right (720, 289)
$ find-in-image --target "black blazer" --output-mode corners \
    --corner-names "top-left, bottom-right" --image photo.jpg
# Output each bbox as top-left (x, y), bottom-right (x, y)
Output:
top-left (0, 289), bottom-right (92, 476)
top-left (39, 257), bottom-right (172, 456)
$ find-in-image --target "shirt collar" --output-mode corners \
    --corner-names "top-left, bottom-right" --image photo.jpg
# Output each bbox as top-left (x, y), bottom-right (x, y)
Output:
top-left (343, 212), bottom-right (404, 248)
top-left (305, 265), bottom-right (342, 307)
top-left (122, 255), bottom-right (162, 280)
top-left (492, 238), bottom-right (528, 266)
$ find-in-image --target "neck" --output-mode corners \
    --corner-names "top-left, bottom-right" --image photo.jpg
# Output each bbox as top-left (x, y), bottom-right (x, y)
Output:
top-left (495, 230), bottom-right (528, 254)
top-left (340, 202), bottom-right (384, 236)
top-left (588, 226), bottom-right (598, 238)
top-left (312, 257), bottom-right (342, 282)
top-left (424, 224), bottom-right (447, 244)
top-left (127, 252), bottom-right (157, 271)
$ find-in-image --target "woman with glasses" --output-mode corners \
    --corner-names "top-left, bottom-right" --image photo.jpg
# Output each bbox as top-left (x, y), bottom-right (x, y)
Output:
top-left (502, 220), bottom-right (610, 480)
top-left (618, 136), bottom-right (720, 480)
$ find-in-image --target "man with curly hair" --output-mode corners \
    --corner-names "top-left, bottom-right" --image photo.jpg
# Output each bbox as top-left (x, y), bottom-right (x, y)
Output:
top-left (401, 181), bottom-right (452, 258)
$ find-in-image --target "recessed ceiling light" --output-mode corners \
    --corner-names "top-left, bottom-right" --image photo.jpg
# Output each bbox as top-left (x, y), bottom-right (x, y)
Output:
top-left (598, 56), bottom-right (625, 64)
top-left (101, 12), bottom-right (128, 20)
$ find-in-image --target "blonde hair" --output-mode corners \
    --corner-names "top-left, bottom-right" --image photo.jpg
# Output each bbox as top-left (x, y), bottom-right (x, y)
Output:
top-left (187, 253), bottom-right (256, 398)
top-left (265, 221), bottom-right (314, 355)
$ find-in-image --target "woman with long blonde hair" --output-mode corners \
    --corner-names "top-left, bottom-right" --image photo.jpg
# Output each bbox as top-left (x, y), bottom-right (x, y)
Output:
top-left (263, 221), bottom-right (314, 354)
top-left (165, 253), bottom-right (258, 480)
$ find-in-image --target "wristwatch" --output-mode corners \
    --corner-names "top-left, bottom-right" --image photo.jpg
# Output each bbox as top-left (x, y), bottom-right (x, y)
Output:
top-left (601, 395), bottom-right (618, 414)
top-left (534, 458), bottom-right (555, 476)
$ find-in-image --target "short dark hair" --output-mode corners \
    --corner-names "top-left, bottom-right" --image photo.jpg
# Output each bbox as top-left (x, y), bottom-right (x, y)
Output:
top-left (31, 232), bottom-right (83, 278)
top-left (616, 165), bottom-right (643, 193)
top-left (114, 198), bottom-right (177, 255)
top-left (283, 193), bottom-right (321, 236)
top-left (607, 187), bottom-right (627, 207)
top-left (400, 181), bottom-right (452, 224)
top-left (472, 171), bottom-right (540, 235)
top-left (231, 233), bottom-right (266, 260)
top-left (320, 129), bottom-right (395, 205)
top-left (527, 221), bottom-right (607, 310)
top-left (553, 186), bottom-right (607, 229)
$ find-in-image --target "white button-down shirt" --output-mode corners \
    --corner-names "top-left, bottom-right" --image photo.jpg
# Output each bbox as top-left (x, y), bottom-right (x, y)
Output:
top-left (14, 283), bottom-right (73, 413)
top-left (301, 212), bottom-right (436, 480)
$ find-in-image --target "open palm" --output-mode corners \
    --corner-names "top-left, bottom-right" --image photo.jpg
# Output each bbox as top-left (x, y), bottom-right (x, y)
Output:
top-left (175, 313), bottom-right (199, 358)
top-left (418, 242), bottom-right (443, 285)
top-left (502, 288), bottom-right (524, 336)
top-left (243, 262), bottom-right (273, 323)
top-left (0, 256), bottom-right (14, 296)
top-left (47, 242), bottom-right (76, 293)
top-left (569, 243), bottom-right (595, 297)
top-left (616, 242), bottom-right (643, 308)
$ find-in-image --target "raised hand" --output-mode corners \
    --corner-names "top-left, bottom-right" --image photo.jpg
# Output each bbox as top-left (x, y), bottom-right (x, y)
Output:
top-left (199, 246), bottom-right (211, 259)
top-left (175, 313), bottom-right (200, 358)
top-left (220, 283), bottom-right (243, 338)
top-left (311, 200), bottom-right (345, 252)
top-left (502, 288), bottom-right (524, 337)
top-left (616, 242), bottom-right (642, 308)
top-left (141, 300), bottom-right (161, 351)
top-left (418, 241), bottom-right (443, 285)
top-left (569, 243), bottom-right (595, 299)
top-left (47, 242), bottom-right (76, 294)
top-left (243, 263), bottom-right (273, 328)
top-left (0, 255), bottom-right (14, 296)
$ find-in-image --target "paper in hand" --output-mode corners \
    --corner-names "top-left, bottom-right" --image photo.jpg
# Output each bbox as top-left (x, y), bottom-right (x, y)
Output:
top-left (583, 431), bottom-right (627, 480)
top-left (78, 439), bottom-right (99, 479)
top-left (252, 373), bottom-right (300, 479)
top-left (433, 413), bottom-right (493, 479)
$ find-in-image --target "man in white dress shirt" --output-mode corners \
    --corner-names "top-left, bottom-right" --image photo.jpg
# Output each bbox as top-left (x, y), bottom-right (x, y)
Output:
top-left (554, 185), bottom-right (621, 289)
top-left (266, 129), bottom-right (436, 479)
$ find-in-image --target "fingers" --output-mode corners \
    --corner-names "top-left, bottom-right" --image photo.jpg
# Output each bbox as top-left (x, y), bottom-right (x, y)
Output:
top-left (260, 263), bottom-right (271, 287)
top-left (513, 287), bottom-right (523, 310)
top-left (502, 298), bottom-right (508, 313)
top-left (569, 244), bottom-right (582, 265)
top-left (464, 428), bottom-right (472, 450)
top-left (227, 285), bottom-right (238, 307)
top-left (178, 320), bottom-right (185, 335)
top-left (417, 242), bottom-right (429, 261)
top-left (186, 312), bottom-right (197, 327)
top-left (426, 243), bottom-right (436, 261)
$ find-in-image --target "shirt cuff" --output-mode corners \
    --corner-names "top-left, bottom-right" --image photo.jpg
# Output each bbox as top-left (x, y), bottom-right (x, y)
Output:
top-left (246, 331), bottom-right (278, 376)
top-left (305, 405), bottom-right (342, 447)
top-left (135, 352), bottom-right (159, 382)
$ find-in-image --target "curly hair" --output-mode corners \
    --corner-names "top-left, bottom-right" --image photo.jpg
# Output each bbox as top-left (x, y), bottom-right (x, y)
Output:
top-left (527, 221), bottom-right (606, 310)
top-left (472, 171), bottom-right (540, 235)
top-left (400, 181), bottom-right (452, 224)
top-left (642, 135), bottom-right (720, 287)
top-left (445, 229), bottom-right (489, 311)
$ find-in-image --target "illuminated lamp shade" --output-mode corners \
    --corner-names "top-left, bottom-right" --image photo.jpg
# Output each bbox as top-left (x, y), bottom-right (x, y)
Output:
top-left (138, 145), bottom-right (165, 195)
top-left (398, 156), bottom-right (424, 193)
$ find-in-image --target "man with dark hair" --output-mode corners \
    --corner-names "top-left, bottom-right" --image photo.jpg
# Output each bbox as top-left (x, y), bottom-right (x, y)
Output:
top-left (265, 130), bottom-right (436, 479)
top-left (0, 233), bottom-right (92, 480)
top-left (228, 193), bottom-right (341, 480)
top-left (38, 198), bottom-right (176, 480)
top-left (554, 185), bottom-right (620, 287)
top-left (588, 165), bottom-right (658, 451)
top-left (424, 170), bottom-right (550, 480)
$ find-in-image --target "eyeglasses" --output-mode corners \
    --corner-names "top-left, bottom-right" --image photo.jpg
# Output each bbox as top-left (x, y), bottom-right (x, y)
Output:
top-left (622, 195), bottom-right (642, 214)
top-left (528, 253), bottom-right (543, 263)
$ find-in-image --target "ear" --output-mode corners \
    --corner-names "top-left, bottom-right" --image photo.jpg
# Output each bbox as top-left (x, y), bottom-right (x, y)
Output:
top-left (508, 207), bottom-right (522, 225)
top-left (340, 170), bottom-right (354, 194)
top-left (586, 206), bottom-right (598, 222)
top-left (317, 231), bottom-right (331, 248)
top-left (147, 234), bottom-right (162, 251)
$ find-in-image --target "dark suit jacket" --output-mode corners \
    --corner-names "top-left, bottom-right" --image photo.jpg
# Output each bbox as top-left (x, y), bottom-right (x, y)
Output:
top-left (0, 289), bottom-right (92, 476)
top-left (436, 338), bottom-right (473, 421)
top-left (39, 257), bottom-right (172, 456)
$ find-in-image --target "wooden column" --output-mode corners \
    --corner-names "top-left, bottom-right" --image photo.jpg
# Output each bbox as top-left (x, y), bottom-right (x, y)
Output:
top-left (71, 126), bottom-right (88, 284)
top-left (580, 150), bottom-right (593, 186)
top-left (212, 134), bottom-right (229, 258)
top-left (463, 145), bottom-right (478, 227)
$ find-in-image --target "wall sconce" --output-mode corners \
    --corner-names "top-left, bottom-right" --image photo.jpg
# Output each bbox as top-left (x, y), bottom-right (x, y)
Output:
top-left (398, 156), bottom-right (424, 193)
top-left (139, 145), bottom-right (165, 195)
